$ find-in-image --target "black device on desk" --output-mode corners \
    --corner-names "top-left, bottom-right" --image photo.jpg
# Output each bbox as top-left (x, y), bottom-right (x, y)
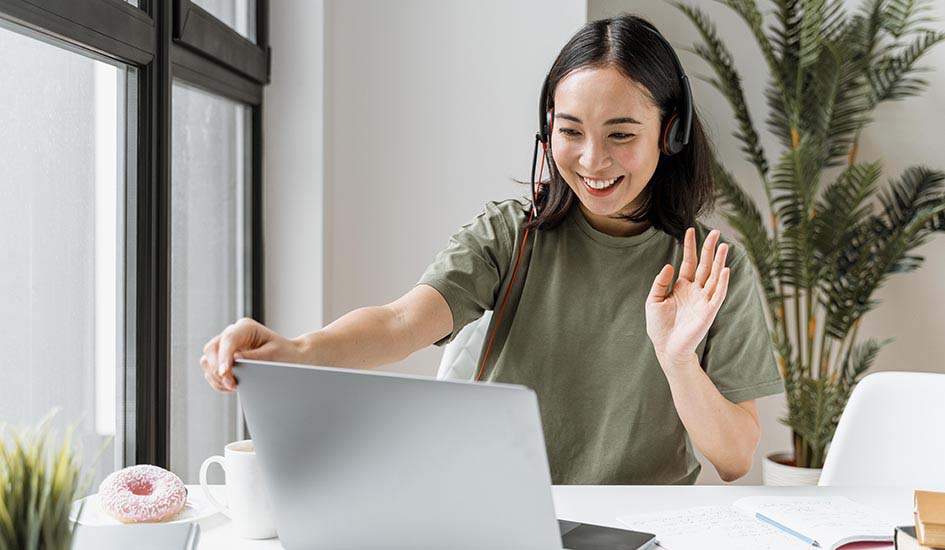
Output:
top-left (560, 519), bottom-right (657, 550)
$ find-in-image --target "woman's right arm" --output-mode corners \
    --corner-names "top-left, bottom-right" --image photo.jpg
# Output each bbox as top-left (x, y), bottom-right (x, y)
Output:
top-left (202, 284), bottom-right (453, 393)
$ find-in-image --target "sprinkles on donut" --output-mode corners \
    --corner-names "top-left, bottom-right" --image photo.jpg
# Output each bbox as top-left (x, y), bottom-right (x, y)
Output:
top-left (98, 464), bottom-right (187, 523)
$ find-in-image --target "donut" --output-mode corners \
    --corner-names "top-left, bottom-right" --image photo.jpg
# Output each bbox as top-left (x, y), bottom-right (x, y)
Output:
top-left (98, 464), bottom-right (187, 523)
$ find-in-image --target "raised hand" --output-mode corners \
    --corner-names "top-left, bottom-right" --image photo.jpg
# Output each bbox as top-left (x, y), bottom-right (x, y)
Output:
top-left (645, 228), bottom-right (730, 366)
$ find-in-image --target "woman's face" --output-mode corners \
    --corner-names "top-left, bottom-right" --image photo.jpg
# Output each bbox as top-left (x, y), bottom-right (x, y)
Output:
top-left (549, 65), bottom-right (663, 234)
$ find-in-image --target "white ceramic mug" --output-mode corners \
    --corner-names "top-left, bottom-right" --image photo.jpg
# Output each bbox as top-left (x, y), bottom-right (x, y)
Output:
top-left (199, 439), bottom-right (276, 539)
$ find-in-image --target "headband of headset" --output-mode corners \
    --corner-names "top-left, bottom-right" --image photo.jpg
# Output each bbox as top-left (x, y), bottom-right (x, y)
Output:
top-left (537, 21), bottom-right (692, 156)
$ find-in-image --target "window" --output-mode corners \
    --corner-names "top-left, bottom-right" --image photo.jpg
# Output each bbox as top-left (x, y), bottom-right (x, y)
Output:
top-left (192, 0), bottom-right (256, 42)
top-left (170, 82), bottom-right (252, 483)
top-left (0, 22), bottom-right (132, 486)
top-left (0, 0), bottom-right (269, 484)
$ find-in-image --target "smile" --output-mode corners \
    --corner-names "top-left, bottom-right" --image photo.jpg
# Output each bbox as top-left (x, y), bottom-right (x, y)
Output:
top-left (580, 174), bottom-right (624, 196)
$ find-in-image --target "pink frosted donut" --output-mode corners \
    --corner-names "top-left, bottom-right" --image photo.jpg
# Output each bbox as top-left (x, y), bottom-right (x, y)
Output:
top-left (98, 464), bottom-right (187, 523)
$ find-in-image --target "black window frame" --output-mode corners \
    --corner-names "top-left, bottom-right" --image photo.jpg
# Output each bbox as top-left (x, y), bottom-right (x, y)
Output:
top-left (0, 0), bottom-right (270, 468)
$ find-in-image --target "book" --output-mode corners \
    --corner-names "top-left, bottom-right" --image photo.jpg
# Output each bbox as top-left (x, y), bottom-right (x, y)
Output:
top-left (617, 496), bottom-right (895, 550)
top-left (916, 491), bottom-right (945, 548)
top-left (896, 525), bottom-right (945, 550)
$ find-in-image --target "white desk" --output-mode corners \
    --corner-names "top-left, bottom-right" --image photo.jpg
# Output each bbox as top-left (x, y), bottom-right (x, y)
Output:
top-left (195, 484), bottom-right (914, 549)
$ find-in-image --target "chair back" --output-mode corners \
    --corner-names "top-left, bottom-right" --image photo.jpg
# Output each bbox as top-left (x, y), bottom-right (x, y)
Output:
top-left (436, 311), bottom-right (492, 381)
top-left (819, 371), bottom-right (945, 489)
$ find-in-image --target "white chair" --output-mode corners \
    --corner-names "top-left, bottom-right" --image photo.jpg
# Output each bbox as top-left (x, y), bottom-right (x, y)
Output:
top-left (436, 311), bottom-right (492, 381)
top-left (818, 371), bottom-right (945, 489)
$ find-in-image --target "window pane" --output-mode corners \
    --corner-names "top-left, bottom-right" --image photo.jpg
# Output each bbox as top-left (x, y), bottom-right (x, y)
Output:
top-left (0, 24), bottom-right (131, 489)
top-left (170, 81), bottom-right (251, 484)
top-left (192, 0), bottom-right (256, 42)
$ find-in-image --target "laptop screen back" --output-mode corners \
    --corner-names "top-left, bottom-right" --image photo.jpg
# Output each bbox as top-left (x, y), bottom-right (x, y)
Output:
top-left (233, 359), bottom-right (562, 550)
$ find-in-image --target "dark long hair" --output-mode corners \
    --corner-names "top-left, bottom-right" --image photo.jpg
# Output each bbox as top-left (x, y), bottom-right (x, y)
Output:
top-left (524, 14), bottom-right (715, 242)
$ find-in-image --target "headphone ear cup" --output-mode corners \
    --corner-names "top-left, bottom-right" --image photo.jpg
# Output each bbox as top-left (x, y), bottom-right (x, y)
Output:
top-left (661, 114), bottom-right (682, 155)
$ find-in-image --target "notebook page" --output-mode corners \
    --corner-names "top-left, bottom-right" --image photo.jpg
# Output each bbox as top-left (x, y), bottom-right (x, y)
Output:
top-left (617, 505), bottom-right (810, 550)
top-left (733, 496), bottom-right (895, 550)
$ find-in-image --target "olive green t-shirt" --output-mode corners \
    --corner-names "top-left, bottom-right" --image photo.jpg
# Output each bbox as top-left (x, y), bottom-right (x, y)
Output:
top-left (416, 197), bottom-right (783, 485)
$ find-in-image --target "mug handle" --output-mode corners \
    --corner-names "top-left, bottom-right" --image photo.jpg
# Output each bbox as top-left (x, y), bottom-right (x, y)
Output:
top-left (199, 456), bottom-right (231, 518)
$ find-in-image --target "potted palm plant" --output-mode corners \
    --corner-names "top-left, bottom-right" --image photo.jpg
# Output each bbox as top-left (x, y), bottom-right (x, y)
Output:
top-left (672, 0), bottom-right (945, 483)
top-left (0, 412), bottom-right (94, 550)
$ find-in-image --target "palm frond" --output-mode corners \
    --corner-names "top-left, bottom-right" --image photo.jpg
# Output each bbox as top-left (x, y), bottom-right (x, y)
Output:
top-left (812, 161), bottom-right (883, 270)
top-left (868, 30), bottom-right (945, 104)
top-left (859, 0), bottom-right (894, 59)
top-left (838, 338), bottom-right (890, 395)
top-left (800, 40), bottom-right (872, 167)
top-left (878, 166), bottom-right (945, 233)
top-left (711, 157), bottom-right (778, 307)
top-left (714, 0), bottom-right (790, 94)
top-left (799, 0), bottom-right (829, 71)
top-left (673, 2), bottom-right (770, 178)
top-left (771, 132), bottom-right (830, 287)
top-left (764, 83), bottom-right (795, 151)
top-left (883, 0), bottom-right (938, 38)
top-left (771, 0), bottom-right (802, 84)
top-left (823, 169), bottom-right (945, 338)
top-left (782, 376), bottom-right (839, 456)
top-left (771, 0), bottom-right (803, 52)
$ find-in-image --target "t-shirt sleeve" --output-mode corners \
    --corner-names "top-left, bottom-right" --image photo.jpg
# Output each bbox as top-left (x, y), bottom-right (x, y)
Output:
top-left (700, 243), bottom-right (784, 403)
top-left (415, 202), bottom-right (516, 347)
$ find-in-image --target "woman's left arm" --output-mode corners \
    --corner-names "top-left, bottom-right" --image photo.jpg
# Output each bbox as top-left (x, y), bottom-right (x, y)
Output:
top-left (658, 352), bottom-right (760, 481)
top-left (645, 227), bottom-right (761, 482)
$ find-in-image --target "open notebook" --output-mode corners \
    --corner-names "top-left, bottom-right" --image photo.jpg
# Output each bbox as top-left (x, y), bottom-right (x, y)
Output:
top-left (617, 496), bottom-right (895, 550)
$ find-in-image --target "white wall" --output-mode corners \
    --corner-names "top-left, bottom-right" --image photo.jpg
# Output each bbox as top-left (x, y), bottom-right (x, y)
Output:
top-left (265, 0), bottom-right (587, 348)
top-left (587, 0), bottom-right (945, 484)
top-left (265, 0), bottom-right (945, 485)
top-left (322, 0), bottom-right (588, 373)
top-left (264, 0), bottom-right (326, 340)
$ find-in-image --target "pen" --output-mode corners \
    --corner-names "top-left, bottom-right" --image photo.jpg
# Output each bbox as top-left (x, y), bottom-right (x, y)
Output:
top-left (755, 512), bottom-right (822, 547)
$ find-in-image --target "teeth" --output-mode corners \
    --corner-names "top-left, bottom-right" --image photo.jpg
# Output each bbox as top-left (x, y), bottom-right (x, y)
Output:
top-left (581, 175), bottom-right (619, 189)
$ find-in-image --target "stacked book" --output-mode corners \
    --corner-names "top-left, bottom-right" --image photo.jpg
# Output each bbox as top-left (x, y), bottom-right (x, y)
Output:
top-left (896, 490), bottom-right (945, 550)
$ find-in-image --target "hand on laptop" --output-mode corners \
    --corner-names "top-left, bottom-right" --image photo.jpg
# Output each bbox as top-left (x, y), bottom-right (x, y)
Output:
top-left (200, 317), bottom-right (307, 393)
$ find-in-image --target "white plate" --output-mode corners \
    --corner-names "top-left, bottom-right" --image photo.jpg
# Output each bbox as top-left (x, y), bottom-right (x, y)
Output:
top-left (70, 487), bottom-right (221, 526)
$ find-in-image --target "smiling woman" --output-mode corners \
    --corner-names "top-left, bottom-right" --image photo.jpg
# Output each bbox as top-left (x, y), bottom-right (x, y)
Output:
top-left (551, 66), bottom-right (663, 235)
top-left (205, 12), bottom-right (783, 487)
top-left (526, 16), bottom-right (716, 241)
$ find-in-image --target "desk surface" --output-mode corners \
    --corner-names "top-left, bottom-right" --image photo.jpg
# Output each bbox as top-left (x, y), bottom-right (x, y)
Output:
top-left (194, 484), bottom-right (913, 549)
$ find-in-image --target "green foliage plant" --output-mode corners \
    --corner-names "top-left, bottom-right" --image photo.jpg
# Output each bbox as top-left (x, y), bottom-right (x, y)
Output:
top-left (0, 412), bottom-right (97, 550)
top-left (673, 0), bottom-right (945, 468)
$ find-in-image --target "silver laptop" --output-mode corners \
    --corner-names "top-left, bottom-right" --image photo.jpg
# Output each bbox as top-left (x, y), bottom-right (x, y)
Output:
top-left (233, 359), bottom-right (656, 550)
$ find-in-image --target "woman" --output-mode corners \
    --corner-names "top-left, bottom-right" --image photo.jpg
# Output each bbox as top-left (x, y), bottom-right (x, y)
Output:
top-left (201, 14), bottom-right (782, 485)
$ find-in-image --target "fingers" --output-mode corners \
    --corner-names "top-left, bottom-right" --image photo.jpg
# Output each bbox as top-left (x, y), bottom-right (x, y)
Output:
top-left (203, 334), bottom-right (222, 376)
top-left (704, 242), bottom-right (729, 297)
top-left (695, 229), bottom-right (721, 287)
top-left (201, 334), bottom-right (234, 392)
top-left (217, 317), bottom-right (260, 388)
top-left (709, 267), bottom-right (731, 311)
top-left (679, 227), bottom-right (697, 282)
top-left (201, 354), bottom-right (233, 393)
top-left (647, 263), bottom-right (675, 304)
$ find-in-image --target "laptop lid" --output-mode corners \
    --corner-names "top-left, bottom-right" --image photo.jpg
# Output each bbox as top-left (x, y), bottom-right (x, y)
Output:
top-left (233, 359), bottom-right (563, 550)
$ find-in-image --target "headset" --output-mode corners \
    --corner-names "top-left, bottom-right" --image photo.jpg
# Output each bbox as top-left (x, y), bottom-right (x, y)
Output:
top-left (475, 21), bottom-right (693, 382)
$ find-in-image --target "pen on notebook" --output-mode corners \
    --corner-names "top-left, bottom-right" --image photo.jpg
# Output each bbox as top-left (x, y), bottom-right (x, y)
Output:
top-left (755, 512), bottom-right (821, 548)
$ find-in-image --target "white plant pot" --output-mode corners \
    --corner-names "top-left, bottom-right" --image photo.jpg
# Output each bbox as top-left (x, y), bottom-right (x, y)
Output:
top-left (763, 451), bottom-right (822, 486)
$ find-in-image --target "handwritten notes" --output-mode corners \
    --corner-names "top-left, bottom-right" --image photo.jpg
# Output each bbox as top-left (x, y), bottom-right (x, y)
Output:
top-left (617, 497), bottom-right (895, 550)
top-left (617, 505), bottom-right (810, 550)
top-left (734, 497), bottom-right (895, 549)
